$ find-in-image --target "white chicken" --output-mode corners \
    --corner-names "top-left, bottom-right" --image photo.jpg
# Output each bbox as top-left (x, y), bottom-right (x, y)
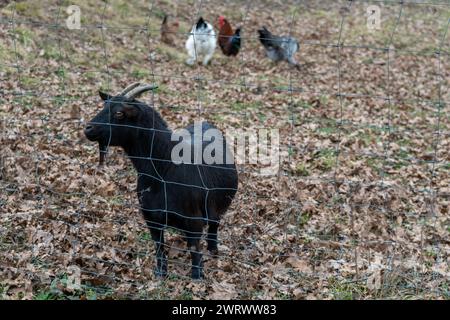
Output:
top-left (185, 17), bottom-right (216, 66)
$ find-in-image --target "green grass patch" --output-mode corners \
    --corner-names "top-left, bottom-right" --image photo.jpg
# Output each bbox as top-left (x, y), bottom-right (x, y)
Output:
top-left (21, 74), bottom-right (40, 87)
top-left (55, 67), bottom-right (67, 79)
top-left (328, 277), bottom-right (367, 300)
top-left (297, 212), bottom-right (311, 227)
top-left (139, 231), bottom-right (152, 242)
top-left (316, 125), bottom-right (338, 135)
top-left (155, 44), bottom-right (186, 63)
top-left (12, 27), bottom-right (34, 47)
top-left (175, 289), bottom-right (194, 300)
top-left (317, 148), bottom-right (336, 171)
top-left (299, 101), bottom-right (313, 109)
top-left (230, 101), bottom-right (262, 112)
top-left (131, 67), bottom-right (151, 80)
top-left (0, 283), bottom-right (5, 299)
top-left (42, 45), bottom-right (61, 60)
top-left (294, 162), bottom-right (310, 177)
top-left (356, 130), bottom-right (379, 147)
top-left (443, 162), bottom-right (450, 171)
top-left (8, 1), bottom-right (41, 18)
top-left (210, 113), bottom-right (225, 124)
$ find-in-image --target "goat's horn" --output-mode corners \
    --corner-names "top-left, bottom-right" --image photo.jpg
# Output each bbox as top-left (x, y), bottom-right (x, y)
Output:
top-left (126, 84), bottom-right (158, 99)
top-left (118, 82), bottom-right (141, 96)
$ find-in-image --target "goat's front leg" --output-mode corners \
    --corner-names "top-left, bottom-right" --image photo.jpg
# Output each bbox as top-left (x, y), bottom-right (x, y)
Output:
top-left (186, 232), bottom-right (203, 279)
top-left (149, 225), bottom-right (167, 278)
top-left (206, 221), bottom-right (219, 255)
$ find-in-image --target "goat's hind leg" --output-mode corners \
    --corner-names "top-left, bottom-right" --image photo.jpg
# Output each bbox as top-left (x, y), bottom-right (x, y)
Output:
top-left (186, 231), bottom-right (203, 279)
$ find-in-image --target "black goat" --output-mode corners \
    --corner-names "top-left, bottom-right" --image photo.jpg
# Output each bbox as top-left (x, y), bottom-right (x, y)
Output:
top-left (84, 83), bottom-right (238, 279)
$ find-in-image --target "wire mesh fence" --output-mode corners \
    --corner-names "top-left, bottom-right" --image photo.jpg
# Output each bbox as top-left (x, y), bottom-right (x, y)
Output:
top-left (0, 0), bottom-right (449, 299)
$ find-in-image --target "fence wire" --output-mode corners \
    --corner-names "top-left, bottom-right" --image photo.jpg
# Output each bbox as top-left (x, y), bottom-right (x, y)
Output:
top-left (0, 0), bottom-right (449, 299)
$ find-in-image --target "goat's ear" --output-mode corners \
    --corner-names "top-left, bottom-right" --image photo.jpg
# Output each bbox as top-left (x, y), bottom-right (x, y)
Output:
top-left (123, 104), bottom-right (139, 118)
top-left (99, 90), bottom-right (112, 101)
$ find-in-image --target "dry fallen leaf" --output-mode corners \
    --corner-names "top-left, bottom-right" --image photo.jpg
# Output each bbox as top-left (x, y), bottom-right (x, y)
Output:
top-left (209, 281), bottom-right (238, 300)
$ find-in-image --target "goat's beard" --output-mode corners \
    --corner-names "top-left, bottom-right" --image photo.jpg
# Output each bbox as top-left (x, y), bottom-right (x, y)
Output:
top-left (99, 143), bottom-right (107, 165)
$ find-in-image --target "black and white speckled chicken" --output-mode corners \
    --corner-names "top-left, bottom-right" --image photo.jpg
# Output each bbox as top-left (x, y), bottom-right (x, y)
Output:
top-left (257, 26), bottom-right (299, 66)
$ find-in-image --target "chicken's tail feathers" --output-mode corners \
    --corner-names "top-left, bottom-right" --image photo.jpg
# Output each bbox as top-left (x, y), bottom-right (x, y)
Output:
top-left (258, 26), bottom-right (271, 35)
top-left (258, 26), bottom-right (274, 48)
top-left (231, 29), bottom-right (242, 51)
top-left (257, 26), bottom-right (269, 35)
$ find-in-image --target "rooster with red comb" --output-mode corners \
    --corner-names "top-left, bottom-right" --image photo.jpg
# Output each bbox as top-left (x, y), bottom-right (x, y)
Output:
top-left (217, 15), bottom-right (241, 57)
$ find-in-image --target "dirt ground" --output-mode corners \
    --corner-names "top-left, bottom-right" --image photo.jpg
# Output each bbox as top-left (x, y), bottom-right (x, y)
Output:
top-left (0, 0), bottom-right (449, 299)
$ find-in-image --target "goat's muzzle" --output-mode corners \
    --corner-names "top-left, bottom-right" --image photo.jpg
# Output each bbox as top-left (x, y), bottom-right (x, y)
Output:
top-left (84, 124), bottom-right (98, 141)
top-left (84, 124), bottom-right (107, 165)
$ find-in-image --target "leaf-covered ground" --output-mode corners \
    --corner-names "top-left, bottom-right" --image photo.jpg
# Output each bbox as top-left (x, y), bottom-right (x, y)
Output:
top-left (0, 0), bottom-right (449, 299)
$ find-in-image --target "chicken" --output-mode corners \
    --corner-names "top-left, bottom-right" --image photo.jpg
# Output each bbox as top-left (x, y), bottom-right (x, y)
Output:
top-left (185, 17), bottom-right (216, 66)
top-left (257, 26), bottom-right (299, 66)
top-left (160, 14), bottom-right (179, 46)
top-left (217, 16), bottom-right (241, 56)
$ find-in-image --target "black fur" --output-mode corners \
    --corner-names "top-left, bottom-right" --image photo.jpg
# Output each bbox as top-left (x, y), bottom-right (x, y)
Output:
top-left (84, 91), bottom-right (238, 279)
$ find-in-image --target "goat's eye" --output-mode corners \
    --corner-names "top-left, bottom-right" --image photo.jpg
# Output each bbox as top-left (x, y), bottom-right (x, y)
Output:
top-left (114, 111), bottom-right (125, 119)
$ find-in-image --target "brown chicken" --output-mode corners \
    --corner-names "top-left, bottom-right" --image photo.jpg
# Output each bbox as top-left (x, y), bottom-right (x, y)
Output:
top-left (217, 16), bottom-right (241, 56)
top-left (160, 14), bottom-right (179, 46)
